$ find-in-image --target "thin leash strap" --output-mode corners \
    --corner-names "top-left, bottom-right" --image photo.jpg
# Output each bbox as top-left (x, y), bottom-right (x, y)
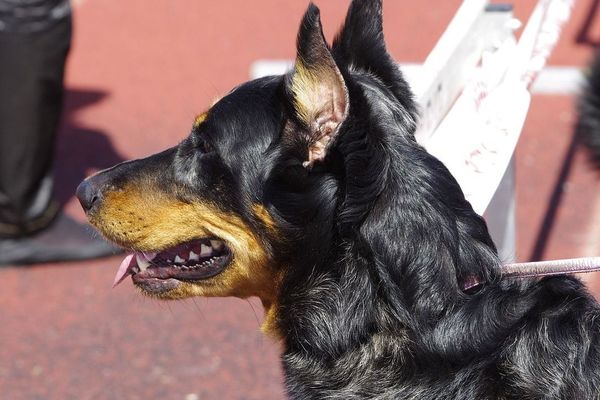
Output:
top-left (502, 257), bottom-right (600, 279)
top-left (462, 257), bottom-right (600, 291)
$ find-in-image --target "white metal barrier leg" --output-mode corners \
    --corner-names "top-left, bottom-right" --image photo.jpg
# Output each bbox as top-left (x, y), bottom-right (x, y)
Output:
top-left (485, 157), bottom-right (516, 263)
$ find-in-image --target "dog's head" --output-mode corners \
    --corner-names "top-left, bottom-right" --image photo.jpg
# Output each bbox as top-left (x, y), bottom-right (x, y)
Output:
top-left (78, 0), bottom-right (423, 333)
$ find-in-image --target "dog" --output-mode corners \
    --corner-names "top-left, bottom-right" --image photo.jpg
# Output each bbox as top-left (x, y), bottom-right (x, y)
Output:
top-left (77, 1), bottom-right (600, 398)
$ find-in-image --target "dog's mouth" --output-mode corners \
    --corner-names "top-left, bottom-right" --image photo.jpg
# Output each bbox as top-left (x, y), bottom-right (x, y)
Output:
top-left (113, 238), bottom-right (232, 293)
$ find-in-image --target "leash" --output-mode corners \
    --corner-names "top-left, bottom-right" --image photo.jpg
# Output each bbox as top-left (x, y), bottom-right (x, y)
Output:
top-left (463, 257), bottom-right (600, 291)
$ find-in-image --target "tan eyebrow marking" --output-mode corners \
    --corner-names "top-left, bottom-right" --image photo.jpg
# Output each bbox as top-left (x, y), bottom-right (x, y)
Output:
top-left (193, 112), bottom-right (208, 128)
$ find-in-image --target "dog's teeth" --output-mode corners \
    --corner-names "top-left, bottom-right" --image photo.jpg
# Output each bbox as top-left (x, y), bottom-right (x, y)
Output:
top-left (136, 254), bottom-right (150, 271)
top-left (174, 255), bottom-right (185, 264)
top-left (210, 240), bottom-right (223, 250)
top-left (189, 251), bottom-right (200, 261)
top-left (143, 252), bottom-right (157, 261)
top-left (200, 244), bottom-right (212, 257)
top-left (167, 259), bottom-right (172, 263)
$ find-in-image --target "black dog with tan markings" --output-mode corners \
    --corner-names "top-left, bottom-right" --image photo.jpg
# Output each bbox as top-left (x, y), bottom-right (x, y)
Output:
top-left (77, 1), bottom-right (600, 398)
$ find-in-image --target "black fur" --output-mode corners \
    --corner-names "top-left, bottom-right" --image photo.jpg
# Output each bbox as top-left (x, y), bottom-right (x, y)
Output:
top-left (81, 1), bottom-right (600, 398)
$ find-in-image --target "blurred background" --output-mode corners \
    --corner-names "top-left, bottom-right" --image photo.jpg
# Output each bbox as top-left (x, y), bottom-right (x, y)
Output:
top-left (0, 0), bottom-right (599, 399)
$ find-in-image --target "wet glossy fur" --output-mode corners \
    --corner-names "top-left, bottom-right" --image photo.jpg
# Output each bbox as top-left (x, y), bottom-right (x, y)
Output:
top-left (82, 1), bottom-right (600, 398)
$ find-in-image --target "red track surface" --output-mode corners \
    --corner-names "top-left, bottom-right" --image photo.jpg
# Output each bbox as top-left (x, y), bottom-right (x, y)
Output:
top-left (1, 1), bottom-right (599, 399)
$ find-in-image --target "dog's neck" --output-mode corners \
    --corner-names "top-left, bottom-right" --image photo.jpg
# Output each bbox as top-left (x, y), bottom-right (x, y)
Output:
top-left (273, 148), bottom-right (514, 398)
top-left (276, 106), bottom-right (504, 364)
top-left (271, 78), bottom-right (508, 395)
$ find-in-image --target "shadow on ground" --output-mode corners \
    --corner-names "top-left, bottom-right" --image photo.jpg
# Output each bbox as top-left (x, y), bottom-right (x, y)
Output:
top-left (53, 88), bottom-right (125, 206)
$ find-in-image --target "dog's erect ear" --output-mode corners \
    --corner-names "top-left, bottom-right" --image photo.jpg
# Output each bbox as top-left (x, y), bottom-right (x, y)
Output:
top-left (288, 3), bottom-right (349, 168)
top-left (332, 0), bottom-right (416, 119)
top-left (333, 0), bottom-right (389, 73)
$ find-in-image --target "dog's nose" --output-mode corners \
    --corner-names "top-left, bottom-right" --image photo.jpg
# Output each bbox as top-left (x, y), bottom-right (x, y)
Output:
top-left (76, 179), bottom-right (102, 212)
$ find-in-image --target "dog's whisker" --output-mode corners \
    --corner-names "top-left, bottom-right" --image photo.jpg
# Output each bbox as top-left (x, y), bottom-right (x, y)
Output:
top-left (245, 299), bottom-right (262, 332)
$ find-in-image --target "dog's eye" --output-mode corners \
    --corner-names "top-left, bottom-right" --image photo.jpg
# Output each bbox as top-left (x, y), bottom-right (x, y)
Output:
top-left (196, 138), bottom-right (214, 154)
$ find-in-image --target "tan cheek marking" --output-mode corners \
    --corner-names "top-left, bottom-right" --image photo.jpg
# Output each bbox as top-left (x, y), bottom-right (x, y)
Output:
top-left (252, 204), bottom-right (278, 234)
top-left (260, 297), bottom-right (283, 340)
top-left (90, 186), bottom-right (284, 338)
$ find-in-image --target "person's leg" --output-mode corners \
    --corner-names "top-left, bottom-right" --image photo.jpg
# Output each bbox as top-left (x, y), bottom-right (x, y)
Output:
top-left (0, 2), bottom-right (118, 265)
top-left (0, 10), bottom-right (70, 236)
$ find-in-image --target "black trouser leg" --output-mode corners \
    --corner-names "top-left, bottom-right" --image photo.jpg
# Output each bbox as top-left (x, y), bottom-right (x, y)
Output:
top-left (0, 15), bottom-right (71, 237)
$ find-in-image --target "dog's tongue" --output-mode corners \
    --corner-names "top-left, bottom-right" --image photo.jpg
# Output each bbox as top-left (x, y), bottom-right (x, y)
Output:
top-left (113, 253), bottom-right (135, 288)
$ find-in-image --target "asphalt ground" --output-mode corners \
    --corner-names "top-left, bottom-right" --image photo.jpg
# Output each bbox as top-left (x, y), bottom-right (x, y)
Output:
top-left (1, 1), bottom-right (599, 399)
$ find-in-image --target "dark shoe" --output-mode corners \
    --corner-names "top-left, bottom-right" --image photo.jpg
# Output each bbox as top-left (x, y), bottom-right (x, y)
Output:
top-left (0, 212), bottom-right (121, 266)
